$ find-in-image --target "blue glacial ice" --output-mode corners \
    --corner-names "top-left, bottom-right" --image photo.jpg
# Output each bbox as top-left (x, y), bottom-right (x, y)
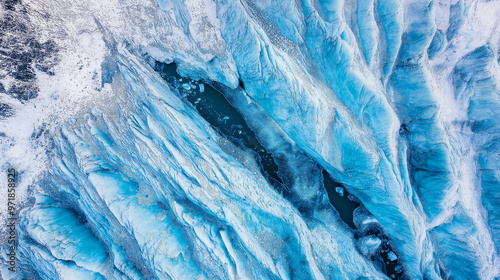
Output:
top-left (0, 0), bottom-right (499, 279)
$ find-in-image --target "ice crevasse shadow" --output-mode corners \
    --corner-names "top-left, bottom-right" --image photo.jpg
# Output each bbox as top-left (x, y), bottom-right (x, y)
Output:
top-left (154, 61), bottom-right (365, 231)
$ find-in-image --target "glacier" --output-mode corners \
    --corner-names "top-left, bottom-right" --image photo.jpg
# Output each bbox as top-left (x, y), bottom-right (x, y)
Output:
top-left (0, 0), bottom-right (499, 279)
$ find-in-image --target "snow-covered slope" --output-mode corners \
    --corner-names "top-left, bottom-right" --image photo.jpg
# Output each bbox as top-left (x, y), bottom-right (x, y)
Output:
top-left (0, 0), bottom-right (499, 279)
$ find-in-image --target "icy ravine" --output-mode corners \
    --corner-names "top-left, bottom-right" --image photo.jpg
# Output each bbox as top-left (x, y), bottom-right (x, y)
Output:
top-left (0, 0), bottom-right (499, 279)
top-left (15, 49), bottom-right (386, 279)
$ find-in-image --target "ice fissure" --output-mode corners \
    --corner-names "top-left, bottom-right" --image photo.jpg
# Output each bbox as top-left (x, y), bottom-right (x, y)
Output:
top-left (1, 0), bottom-right (499, 279)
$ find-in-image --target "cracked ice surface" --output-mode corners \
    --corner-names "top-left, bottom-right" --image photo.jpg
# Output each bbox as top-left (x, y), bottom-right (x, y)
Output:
top-left (0, 0), bottom-right (499, 279)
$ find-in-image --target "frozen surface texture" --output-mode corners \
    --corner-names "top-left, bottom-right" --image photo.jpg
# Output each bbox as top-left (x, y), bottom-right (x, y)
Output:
top-left (0, 0), bottom-right (499, 279)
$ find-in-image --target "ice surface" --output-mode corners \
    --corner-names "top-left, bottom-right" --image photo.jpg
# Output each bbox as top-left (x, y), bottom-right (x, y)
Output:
top-left (1, 0), bottom-right (500, 279)
top-left (335, 187), bottom-right (344, 197)
top-left (387, 252), bottom-right (398, 262)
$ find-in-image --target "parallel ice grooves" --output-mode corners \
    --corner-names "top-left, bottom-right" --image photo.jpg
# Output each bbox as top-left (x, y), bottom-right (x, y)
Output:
top-left (19, 195), bottom-right (117, 279)
top-left (216, 0), bottom-right (435, 277)
top-left (356, 0), bottom-right (378, 66)
top-left (376, 0), bottom-right (403, 79)
top-left (12, 49), bottom-right (386, 279)
top-left (451, 44), bottom-right (500, 277)
top-left (1, 0), bottom-right (500, 279)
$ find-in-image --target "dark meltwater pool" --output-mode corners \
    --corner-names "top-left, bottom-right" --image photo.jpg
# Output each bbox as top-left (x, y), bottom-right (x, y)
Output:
top-left (322, 170), bottom-right (360, 229)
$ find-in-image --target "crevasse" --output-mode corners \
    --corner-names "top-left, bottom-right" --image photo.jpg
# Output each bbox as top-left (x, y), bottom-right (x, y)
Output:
top-left (0, 0), bottom-right (499, 279)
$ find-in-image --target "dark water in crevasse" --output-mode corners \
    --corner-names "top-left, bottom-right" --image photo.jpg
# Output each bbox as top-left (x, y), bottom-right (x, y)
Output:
top-left (323, 170), bottom-right (403, 279)
top-left (323, 172), bottom-right (403, 278)
top-left (154, 62), bottom-right (360, 227)
top-left (154, 61), bottom-right (364, 227)
top-left (154, 62), bottom-right (284, 187)
top-left (322, 170), bottom-right (360, 229)
top-left (153, 61), bottom-right (404, 280)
